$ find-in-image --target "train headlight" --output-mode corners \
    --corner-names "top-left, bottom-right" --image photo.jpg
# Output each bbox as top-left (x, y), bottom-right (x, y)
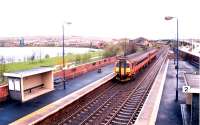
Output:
top-left (126, 68), bottom-right (131, 72)
top-left (115, 67), bottom-right (119, 73)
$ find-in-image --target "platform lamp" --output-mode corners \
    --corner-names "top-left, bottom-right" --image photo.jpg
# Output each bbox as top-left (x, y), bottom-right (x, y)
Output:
top-left (124, 38), bottom-right (127, 57)
top-left (165, 16), bottom-right (179, 101)
top-left (165, 16), bottom-right (176, 65)
top-left (62, 21), bottom-right (72, 89)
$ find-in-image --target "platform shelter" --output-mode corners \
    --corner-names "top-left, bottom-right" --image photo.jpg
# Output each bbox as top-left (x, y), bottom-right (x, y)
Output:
top-left (4, 67), bottom-right (54, 102)
top-left (182, 73), bottom-right (200, 125)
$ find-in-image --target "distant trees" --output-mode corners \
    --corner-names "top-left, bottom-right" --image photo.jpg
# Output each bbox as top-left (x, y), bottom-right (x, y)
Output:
top-left (45, 54), bottom-right (50, 59)
top-left (75, 54), bottom-right (81, 64)
top-left (82, 53), bottom-right (91, 63)
top-left (26, 52), bottom-right (36, 64)
top-left (75, 53), bottom-right (91, 64)
top-left (103, 42), bottom-right (123, 58)
top-left (102, 39), bottom-right (137, 58)
top-left (0, 56), bottom-right (6, 82)
top-left (126, 41), bottom-right (137, 55)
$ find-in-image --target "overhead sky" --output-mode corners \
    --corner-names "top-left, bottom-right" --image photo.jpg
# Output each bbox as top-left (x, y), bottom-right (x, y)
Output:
top-left (0, 0), bottom-right (199, 39)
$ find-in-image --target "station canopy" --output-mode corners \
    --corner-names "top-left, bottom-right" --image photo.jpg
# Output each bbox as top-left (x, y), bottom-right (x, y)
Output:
top-left (4, 67), bottom-right (54, 78)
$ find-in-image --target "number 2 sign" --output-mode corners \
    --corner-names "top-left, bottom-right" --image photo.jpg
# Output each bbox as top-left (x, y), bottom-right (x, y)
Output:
top-left (182, 86), bottom-right (190, 93)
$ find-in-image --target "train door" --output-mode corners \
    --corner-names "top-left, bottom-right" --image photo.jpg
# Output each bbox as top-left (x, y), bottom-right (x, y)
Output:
top-left (119, 59), bottom-right (126, 78)
top-left (118, 60), bottom-right (122, 78)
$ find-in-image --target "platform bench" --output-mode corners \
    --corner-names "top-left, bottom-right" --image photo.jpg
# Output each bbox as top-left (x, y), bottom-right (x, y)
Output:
top-left (24, 84), bottom-right (44, 93)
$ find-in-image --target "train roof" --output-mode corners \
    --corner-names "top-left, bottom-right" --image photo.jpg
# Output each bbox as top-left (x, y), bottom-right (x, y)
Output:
top-left (117, 51), bottom-right (144, 60)
top-left (128, 49), bottom-right (157, 63)
top-left (117, 48), bottom-right (157, 63)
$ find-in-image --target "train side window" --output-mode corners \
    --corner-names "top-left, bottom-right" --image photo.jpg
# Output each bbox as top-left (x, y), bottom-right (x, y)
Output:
top-left (126, 64), bottom-right (130, 68)
top-left (116, 63), bottom-right (119, 67)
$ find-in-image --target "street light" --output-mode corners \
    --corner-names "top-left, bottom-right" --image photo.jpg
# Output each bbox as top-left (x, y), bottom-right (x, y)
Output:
top-left (165, 16), bottom-right (179, 101)
top-left (62, 21), bottom-right (72, 89)
top-left (124, 38), bottom-right (127, 57)
top-left (165, 16), bottom-right (176, 65)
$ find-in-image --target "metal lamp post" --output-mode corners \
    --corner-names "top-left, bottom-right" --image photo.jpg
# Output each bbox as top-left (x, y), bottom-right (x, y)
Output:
top-left (62, 22), bottom-right (72, 89)
top-left (124, 38), bottom-right (127, 57)
top-left (165, 17), bottom-right (176, 65)
top-left (165, 16), bottom-right (179, 101)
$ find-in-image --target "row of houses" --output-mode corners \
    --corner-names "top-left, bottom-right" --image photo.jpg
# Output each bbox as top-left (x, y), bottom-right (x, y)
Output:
top-left (0, 36), bottom-right (106, 48)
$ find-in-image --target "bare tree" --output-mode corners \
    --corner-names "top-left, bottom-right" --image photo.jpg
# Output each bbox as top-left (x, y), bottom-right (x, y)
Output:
top-left (0, 56), bottom-right (6, 82)
top-left (31, 52), bottom-right (36, 62)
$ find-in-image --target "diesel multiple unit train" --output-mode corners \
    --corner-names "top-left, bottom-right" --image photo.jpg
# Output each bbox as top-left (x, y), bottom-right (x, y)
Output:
top-left (114, 49), bottom-right (158, 81)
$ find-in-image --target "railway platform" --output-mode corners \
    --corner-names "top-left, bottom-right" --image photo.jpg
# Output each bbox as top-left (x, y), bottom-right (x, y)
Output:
top-left (156, 60), bottom-right (198, 125)
top-left (0, 64), bottom-right (114, 125)
top-left (181, 73), bottom-right (200, 125)
top-left (135, 59), bottom-right (199, 125)
top-left (179, 47), bottom-right (200, 68)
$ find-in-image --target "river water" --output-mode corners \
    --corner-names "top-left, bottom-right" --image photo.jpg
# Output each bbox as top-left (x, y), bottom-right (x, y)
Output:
top-left (0, 47), bottom-right (97, 63)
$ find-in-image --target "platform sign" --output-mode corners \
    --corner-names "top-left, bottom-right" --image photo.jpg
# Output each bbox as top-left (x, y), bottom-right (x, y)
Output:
top-left (182, 86), bottom-right (191, 93)
top-left (8, 78), bottom-right (21, 91)
top-left (8, 79), bottom-right (14, 90)
top-left (15, 79), bottom-right (21, 91)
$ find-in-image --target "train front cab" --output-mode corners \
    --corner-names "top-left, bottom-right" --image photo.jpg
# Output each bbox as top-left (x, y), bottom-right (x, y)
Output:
top-left (115, 59), bottom-right (132, 82)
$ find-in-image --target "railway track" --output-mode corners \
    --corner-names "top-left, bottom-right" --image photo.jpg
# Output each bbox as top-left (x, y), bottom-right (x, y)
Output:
top-left (56, 48), bottom-right (168, 125)
top-left (102, 49), bottom-right (168, 125)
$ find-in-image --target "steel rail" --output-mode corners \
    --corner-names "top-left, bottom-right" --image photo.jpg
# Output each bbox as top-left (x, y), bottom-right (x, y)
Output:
top-left (127, 48), bottom-right (169, 125)
top-left (79, 55), bottom-right (161, 124)
top-left (57, 82), bottom-right (118, 125)
top-left (127, 52), bottom-right (167, 124)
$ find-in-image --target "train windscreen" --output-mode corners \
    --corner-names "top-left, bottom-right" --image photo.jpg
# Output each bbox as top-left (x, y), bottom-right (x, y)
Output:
top-left (116, 61), bottom-right (129, 68)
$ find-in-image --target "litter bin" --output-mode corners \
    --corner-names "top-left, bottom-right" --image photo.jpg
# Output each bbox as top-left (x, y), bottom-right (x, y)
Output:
top-left (97, 68), bottom-right (102, 73)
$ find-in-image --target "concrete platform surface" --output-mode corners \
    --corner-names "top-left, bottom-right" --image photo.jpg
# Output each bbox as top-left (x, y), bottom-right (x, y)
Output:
top-left (0, 64), bottom-right (114, 125)
top-left (156, 60), bottom-right (198, 125)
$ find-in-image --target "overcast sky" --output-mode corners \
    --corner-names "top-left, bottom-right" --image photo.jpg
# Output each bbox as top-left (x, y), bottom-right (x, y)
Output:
top-left (0, 0), bottom-right (199, 39)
